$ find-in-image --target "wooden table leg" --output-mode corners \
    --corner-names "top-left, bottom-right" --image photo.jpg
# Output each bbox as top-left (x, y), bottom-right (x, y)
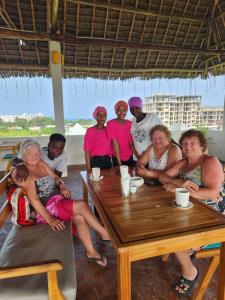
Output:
top-left (118, 250), bottom-right (131, 300)
top-left (218, 242), bottom-right (225, 300)
top-left (82, 178), bottom-right (88, 202)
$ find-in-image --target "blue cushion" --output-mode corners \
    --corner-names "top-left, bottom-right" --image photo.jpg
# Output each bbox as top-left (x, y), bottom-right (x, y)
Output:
top-left (202, 243), bottom-right (221, 250)
top-left (3, 153), bottom-right (13, 159)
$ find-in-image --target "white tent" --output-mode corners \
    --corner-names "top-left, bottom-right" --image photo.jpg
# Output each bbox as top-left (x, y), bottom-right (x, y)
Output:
top-left (67, 123), bottom-right (86, 135)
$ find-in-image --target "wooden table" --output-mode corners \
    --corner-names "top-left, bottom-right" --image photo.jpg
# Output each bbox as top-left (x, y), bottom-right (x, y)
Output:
top-left (81, 168), bottom-right (225, 300)
top-left (0, 142), bottom-right (20, 156)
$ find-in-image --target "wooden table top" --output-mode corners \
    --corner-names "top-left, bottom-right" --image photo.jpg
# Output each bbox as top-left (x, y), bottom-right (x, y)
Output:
top-left (81, 169), bottom-right (225, 246)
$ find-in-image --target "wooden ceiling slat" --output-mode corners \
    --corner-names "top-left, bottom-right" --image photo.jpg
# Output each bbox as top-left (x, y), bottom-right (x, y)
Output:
top-left (63, 0), bottom-right (67, 54)
top-left (16, 0), bottom-right (24, 64)
top-left (122, 0), bottom-right (137, 69)
top-left (1, 40), bottom-right (8, 62)
top-left (69, 0), bottom-right (207, 24)
top-left (30, 0), bottom-right (40, 65)
top-left (46, 0), bottom-right (51, 31)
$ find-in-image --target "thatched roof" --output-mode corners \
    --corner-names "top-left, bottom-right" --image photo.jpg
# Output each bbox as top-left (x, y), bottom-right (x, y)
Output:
top-left (0, 0), bottom-right (225, 79)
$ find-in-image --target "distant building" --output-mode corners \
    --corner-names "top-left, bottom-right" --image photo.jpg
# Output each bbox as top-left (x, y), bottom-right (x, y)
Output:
top-left (143, 94), bottom-right (223, 128)
top-left (0, 113), bottom-right (44, 122)
top-left (29, 126), bottom-right (41, 131)
top-left (197, 106), bottom-right (224, 129)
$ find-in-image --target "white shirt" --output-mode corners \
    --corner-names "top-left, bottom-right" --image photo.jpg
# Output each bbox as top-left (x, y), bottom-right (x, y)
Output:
top-left (130, 113), bottom-right (162, 157)
top-left (41, 147), bottom-right (67, 173)
top-left (148, 147), bottom-right (169, 170)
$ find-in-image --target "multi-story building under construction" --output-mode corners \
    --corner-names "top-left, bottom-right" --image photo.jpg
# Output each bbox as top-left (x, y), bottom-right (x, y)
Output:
top-left (143, 94), bottom-right (223, 128)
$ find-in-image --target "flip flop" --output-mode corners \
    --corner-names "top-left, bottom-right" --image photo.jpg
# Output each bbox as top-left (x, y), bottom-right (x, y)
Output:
top-left (101, 237), bottom-right (111, 242)
top-left (87, 254), bottom-right (108, 268)
top-left (174, 268), bottom-right (199, 296)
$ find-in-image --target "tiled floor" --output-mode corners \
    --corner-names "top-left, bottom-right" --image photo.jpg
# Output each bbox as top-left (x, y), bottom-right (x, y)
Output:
top-left (0, 166), bottom-right (219, 300)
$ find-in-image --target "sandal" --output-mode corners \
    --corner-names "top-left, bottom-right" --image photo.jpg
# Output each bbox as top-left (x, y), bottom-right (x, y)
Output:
top-left (87, 254), bottom-right (108, 268)
top-left (174, 269), bottom-right (199, 296)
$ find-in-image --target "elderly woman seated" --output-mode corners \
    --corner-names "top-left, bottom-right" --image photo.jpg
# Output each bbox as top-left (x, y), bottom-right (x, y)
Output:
top-left (10, 139), bottom-right (110, 267)
top-left (136, 125), bottom-right (182, 179)
top-left (159, 129), bottom-right (224, 296)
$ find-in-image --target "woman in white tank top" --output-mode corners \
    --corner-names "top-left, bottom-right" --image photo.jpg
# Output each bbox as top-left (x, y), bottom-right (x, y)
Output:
top-left (136, 125), bottom-right (182, 179)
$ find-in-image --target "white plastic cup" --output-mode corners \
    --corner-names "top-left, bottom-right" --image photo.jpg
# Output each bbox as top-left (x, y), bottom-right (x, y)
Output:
top-left (120, 165), bottom-right (129, 178)
top-left (130, 185), bottom-right (137, 194)
top-left (92, 167), bottom-right (100, 180)
top-left (175, 188), bottom-right (190, 207)
top-left (121, 176), bottom-right (130, 197)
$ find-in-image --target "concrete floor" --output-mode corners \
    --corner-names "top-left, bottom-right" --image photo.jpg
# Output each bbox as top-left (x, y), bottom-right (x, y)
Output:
top-left (0, 165), bottom-right (219, 300)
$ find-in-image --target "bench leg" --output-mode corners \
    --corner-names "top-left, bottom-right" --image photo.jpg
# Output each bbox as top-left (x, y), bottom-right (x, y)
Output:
top-left (47, 271), bottom-right (65, 300)
top-left (191, 255), bottom-right (219, 300)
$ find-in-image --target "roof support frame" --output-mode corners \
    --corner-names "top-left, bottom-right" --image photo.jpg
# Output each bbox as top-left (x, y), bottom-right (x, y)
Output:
top-left (0, 28), bottom-right (223, 56)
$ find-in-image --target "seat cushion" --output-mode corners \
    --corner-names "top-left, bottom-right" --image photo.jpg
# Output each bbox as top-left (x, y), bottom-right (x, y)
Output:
top-left (0, 222), bottom-right (76, 300)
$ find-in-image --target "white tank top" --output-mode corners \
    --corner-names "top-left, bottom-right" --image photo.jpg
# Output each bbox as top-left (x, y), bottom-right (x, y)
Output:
top-left (148, 147), bottom-right (169, 170)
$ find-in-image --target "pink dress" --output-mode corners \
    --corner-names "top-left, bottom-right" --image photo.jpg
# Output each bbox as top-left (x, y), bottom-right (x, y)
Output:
top-left (83, 126), bottom-right (112, 157)
top-left (106, 119), bottom-right (132, 161)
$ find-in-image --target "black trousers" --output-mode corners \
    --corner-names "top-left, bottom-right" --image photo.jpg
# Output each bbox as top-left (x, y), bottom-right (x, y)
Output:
top-left (90, 155), bottom-right (112, 169)
top-left (112, 155), bottom-right (135, 167)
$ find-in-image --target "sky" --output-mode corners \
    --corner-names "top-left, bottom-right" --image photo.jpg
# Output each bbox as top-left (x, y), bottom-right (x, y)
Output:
top-left (0, 75), bottom-right (225, 120)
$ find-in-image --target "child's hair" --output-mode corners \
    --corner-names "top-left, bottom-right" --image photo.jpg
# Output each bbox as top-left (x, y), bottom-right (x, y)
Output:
top-left (49, 133), bottom-right (66, 144)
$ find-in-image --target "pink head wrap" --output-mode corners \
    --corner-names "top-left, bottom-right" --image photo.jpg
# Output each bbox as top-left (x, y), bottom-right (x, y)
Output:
top-left (93, 106), bottom-right (107, 119)
top-left (128, 97), bottom-right (142, 109)
top-left (114, 100), bottom-right (128, 112)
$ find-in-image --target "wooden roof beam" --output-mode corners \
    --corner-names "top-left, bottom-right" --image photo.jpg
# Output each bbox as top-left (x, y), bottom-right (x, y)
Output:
top-left (51, 0), bottom-right (59, 33)
top-left (0, 63), bottom-right (206, 74)
top-left (206, 0), bottom-right (218, 50)
top-left (0, 28), bottom-right (224, 56)
top-left (68, 0), bottom-right (207, 24)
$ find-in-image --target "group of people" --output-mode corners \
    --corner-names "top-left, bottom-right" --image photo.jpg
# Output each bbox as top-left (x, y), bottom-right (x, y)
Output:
top-left (83, 96), bottom-right (225, 296)
top-left (7, 96), bottom-right (225, 296)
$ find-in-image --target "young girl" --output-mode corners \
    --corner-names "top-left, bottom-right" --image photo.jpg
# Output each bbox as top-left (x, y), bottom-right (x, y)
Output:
top-left (84, 106), bottom-right (112, 174)
top-left (107, 100), bottom-right (136, 167)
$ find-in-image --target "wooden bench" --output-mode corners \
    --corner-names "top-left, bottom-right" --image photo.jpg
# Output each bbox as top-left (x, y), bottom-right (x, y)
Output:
top-left (0, 165), bottom-right (77, 300)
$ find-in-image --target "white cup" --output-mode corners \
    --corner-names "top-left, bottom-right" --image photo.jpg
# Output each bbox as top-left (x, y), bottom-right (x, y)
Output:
top-left (92, 167), bottom-right (100, 180)
top-left (130, 185), bottom-right (137, 194)
top-left (175, 188), bottom-right (190, 207)
top-left (130, 176), bottom-right (144, 188)
top-left (120, 165), bottom-right (129, 179)
top-left (121, 176), bottom-right (130, 197)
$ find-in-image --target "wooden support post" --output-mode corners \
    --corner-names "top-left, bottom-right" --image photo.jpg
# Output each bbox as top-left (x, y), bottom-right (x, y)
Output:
top-left (118, 250), bottom-right (131, 300)
top-left (49, 41), bottom-right (65, 134)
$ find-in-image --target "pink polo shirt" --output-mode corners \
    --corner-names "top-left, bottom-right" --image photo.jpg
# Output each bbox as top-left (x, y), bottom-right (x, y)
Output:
top-left (83, 126), bottom-right (112, 157)
top-left (106, 119), bottom-right (132, 161)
